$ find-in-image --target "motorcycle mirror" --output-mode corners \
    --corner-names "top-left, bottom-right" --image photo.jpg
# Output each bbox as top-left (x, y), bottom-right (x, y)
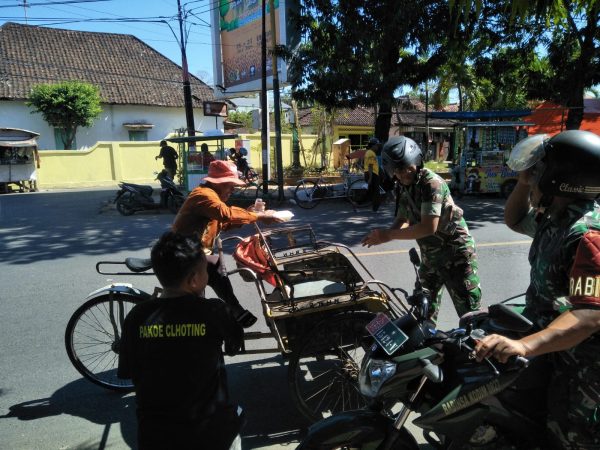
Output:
top-left (409, 248), bottom-right (420, 267)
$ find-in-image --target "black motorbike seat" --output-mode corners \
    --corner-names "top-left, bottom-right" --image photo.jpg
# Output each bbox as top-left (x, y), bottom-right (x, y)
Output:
top-left (124, 183), bottom-right (154, 197)
top-left (125, 257), bottom-right (153, 273)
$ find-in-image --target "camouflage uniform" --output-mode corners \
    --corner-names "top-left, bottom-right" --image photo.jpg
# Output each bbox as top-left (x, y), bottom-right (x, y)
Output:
top-left (396, 168), bottom-right (481, 321)
top-left (512, 199), bottom-right (600, 449)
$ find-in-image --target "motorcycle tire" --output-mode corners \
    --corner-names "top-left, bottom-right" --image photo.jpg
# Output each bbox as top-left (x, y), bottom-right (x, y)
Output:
top-left (167, 194), bottom-right (185, 214)
top-left (115, 192), bottom-right (136, 216)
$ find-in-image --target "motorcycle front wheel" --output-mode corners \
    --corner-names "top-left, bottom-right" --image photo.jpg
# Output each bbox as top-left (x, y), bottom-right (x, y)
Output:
top-left (288, 311), bottom-right (375, 422)
top-left (115, 192), bottom-right (136, 216)
top-left (65, 293), bottom-right (140, 391)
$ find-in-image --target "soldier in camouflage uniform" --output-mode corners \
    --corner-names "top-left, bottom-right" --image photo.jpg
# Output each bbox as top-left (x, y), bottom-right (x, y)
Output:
top-left (475, 130), bottom-right (600, 449)
top-left (362, 136), bottom-right (481, 322)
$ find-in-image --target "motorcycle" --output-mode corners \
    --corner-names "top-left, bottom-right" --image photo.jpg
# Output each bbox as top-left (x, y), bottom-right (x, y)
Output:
top-left (114, 170), bottom-right (186, 216)
top-left (298, 249), bottom-right (550, 450)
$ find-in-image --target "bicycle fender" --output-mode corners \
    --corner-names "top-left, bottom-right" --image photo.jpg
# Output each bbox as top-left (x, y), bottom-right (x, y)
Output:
top-left (85, 283), bottom-right (152, 301)
top-left (297, 409), bottom-right (419, 450)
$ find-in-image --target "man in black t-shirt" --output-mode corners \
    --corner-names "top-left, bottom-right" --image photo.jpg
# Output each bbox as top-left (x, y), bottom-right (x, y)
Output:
top-left (118, 231), bottom-right (244, 450)
top-left (155, 140), bottom-right (178, 179)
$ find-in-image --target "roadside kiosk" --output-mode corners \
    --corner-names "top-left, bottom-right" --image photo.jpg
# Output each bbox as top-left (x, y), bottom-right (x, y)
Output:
top-left (167, 133), bottom-right (238, 192)
top-left (430, 110), bottom-right (534, 198)
top-left (0, 128), bottom-right (41, 193)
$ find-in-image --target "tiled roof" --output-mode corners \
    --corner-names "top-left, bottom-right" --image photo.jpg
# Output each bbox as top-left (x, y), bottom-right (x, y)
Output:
top-left (293, 101), bottom-right (458, 129)
top-left (296, 106), bottom-right (375, 127)
top-left (0, 22), bottom-right (215, 107)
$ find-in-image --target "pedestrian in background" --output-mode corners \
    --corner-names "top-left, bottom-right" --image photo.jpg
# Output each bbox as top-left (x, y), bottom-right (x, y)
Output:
top-left (155, 140), bottom-right (178, 179)
top-left (364, 137), bottom-right (382, 212)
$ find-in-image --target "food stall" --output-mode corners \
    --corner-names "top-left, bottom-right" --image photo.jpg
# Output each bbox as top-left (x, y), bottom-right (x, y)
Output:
top-left (167, 133), bottom-right (238, 192)
top-left (0, 128), bottom-right (41, 193)
top-left (430, 110), bottom-right (534, 198)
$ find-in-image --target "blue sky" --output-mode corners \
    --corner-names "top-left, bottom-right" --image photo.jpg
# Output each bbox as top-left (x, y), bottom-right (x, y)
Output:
top-left (0, 0), bottom-right (216, 83)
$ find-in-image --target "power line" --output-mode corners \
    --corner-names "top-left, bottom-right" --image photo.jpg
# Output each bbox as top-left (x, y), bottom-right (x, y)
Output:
top-left (0, 0), bottom-right (111, 8)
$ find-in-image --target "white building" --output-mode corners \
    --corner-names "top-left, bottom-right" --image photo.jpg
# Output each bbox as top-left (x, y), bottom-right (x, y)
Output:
top-left (0, 22), bottom-right (222, 150)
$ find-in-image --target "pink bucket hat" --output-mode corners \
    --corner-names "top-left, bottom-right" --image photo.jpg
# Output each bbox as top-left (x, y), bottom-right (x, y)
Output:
top-left (203, 160), bottom-right (245, 186)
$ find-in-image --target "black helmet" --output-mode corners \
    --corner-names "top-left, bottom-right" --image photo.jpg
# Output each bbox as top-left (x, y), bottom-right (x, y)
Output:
top-left (538, 130), bottom-right (600, 199)
top-left (367, 137), bottom-right (380, 148)
top-left (381, 136), bottom-right (423, 178)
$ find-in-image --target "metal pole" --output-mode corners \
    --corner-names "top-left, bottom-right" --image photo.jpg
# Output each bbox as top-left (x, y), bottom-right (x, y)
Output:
top-left (260, 0), bottom-right (269, 192)
top-left (269, 0), bottom-right (284, 201)
top-left (177, 0), bottom-right (195, 139)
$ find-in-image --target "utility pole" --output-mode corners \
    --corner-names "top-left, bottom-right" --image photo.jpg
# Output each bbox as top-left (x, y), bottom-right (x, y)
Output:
top-left (260, 0), bottom-right (269, 192)
top-left (177, 0), bottom-right (195, 139)
top-left (269, 0), bottom-right (284, 201)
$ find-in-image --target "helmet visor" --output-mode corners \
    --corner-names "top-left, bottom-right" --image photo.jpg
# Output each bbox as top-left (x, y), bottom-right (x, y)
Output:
top-left (507, 134), bottom-right (547, 171)
top-left (382, 151), bottom-right (401, 178)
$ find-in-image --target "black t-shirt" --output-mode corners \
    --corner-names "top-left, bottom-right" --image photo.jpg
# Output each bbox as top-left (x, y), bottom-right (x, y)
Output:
top-left (159, 145), bottom-right (178, 168)
top-left (118, 295), bottom-right (244, 449)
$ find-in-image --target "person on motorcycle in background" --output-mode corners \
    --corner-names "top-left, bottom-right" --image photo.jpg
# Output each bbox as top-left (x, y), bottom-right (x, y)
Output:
top-left (172, 160), bottom-right (285, 328)
top-left (361, 136), bottom-right (481, 322)
top-left (475, 130), bottom-right (600, 449)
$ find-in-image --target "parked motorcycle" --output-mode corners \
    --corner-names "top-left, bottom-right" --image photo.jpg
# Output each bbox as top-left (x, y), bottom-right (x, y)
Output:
top-left (115, 170), bottom-right (186, 216)
top-left (298, 249), bottom-right (550, 450)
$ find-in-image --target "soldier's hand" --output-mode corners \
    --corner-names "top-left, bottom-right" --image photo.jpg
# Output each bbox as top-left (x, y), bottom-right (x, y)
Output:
top-left (474, 334), bottom-right (527, 363)
top-left (361, 228), bottom-right (390, 247)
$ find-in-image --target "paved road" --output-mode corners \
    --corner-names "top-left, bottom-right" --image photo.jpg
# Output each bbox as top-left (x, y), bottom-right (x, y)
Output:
top-left (0, 189), bottom-right (531, 449)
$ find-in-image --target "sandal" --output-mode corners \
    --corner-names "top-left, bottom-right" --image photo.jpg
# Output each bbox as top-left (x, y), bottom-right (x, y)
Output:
top-left (236, 310), bottom-right (258, 328)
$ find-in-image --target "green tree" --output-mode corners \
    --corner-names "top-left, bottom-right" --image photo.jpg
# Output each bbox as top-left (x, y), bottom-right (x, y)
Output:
top-left (451, 0), bottom-right (600, 129)
top-left (228, 110), bottom-right (253, 130)
top-left (287, 0), bottom-right (459, 141)
top-left (26, 81), bottom-right (102, 150)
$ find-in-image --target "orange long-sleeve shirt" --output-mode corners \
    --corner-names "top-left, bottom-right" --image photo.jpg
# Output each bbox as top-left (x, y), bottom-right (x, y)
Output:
top-left (172, 185), bottom-right (258, 252)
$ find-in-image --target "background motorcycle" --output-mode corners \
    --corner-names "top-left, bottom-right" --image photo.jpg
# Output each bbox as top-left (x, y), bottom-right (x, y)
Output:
top-left (115, 170), bottom-right (185, 216)
top-left (298, 249), bottom-right (549, 450)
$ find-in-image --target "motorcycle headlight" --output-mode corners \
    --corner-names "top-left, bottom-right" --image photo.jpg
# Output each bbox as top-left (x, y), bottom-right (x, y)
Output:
top-left (359, 357), bottom-right (397, 398)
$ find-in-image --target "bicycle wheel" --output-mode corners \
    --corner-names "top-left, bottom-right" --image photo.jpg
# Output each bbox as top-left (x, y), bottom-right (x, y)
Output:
top-left (288, 311), bottom-right (375, 422)
top-left (294, 180), bottom-right (321, 209)
top-left (65, 293), bottom-right (140, 391)
top-left (256, 180), bottom-right (281, 202)
top-left (347, 179), bottom-right (372, 208)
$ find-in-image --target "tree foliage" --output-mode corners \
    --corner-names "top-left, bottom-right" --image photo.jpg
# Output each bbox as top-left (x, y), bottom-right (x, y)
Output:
top-left (26, 81), bottom-right (102, 150)
top-left (287, 0), bottom-right (461, 141)
top-left (451, 0), bottom-right (600, 129)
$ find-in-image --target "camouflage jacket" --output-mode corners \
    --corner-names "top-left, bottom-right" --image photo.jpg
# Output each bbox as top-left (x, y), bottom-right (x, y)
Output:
top-left (513, 199), bottom-right (600, 326)
top-left (396, 168), bottom-right (472, 251)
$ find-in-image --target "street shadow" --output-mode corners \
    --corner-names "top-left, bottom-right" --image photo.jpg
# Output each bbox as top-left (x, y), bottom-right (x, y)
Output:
top-left (0, 190), bottom-right (175, 265)
top-left (0, 378), bottom-right (137, 449)
top-left (0, 189), bottom-right (507, 266)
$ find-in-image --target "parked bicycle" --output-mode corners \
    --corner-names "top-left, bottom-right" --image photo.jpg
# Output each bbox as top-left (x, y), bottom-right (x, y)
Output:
top-left (293, 167), bottom-right (377, 209)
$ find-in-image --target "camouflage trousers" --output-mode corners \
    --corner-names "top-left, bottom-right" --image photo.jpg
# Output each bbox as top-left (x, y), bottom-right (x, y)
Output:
top-left (418, 237), bottom-right (482, 322)
top-left (546, 337), bottom-right (600, 449)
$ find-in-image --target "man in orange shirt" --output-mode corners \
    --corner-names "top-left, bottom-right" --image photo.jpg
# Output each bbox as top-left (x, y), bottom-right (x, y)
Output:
top-left (173, 160), bottom-right (283, 328)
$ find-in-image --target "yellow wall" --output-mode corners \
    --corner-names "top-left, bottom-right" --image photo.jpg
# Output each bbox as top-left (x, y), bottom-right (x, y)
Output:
top-left (36, 134), bottom-right (320, 190)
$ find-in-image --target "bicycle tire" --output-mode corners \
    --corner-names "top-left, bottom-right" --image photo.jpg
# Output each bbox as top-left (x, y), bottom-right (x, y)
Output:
top-left (65, 293), bottom-right (140, 391)
top-left (288, 311), bottom-right (375, 422)
top-left (255, 180), bottom-right (281, 202)
top-left (347, 179), bottom-right (372, 208)
top-left (294, 180), bottom-right (321, 209)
